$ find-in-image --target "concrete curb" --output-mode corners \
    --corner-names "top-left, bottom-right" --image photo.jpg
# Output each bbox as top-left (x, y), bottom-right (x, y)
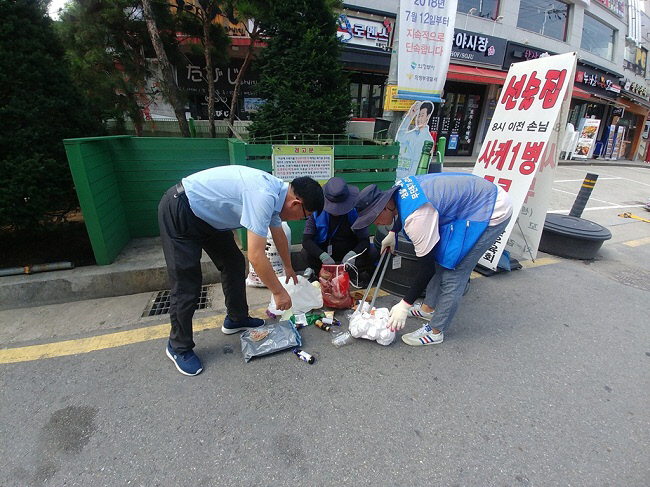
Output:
top-left (0, 239), bottom-right (308, 311)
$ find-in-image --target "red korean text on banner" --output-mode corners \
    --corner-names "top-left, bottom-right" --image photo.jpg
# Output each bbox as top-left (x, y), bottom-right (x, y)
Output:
top-left (539, 69), bottom-right (567, 109)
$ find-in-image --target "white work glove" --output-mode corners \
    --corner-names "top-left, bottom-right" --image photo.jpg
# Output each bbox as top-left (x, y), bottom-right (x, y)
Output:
top-left (381, 230), bottom-right (396, 254)
top-left (387, 300), bottom-right (410, 332)
top-left (343, 250), bottom-right (356, 266)
top-left (319, 252), bottom-right (335, 265)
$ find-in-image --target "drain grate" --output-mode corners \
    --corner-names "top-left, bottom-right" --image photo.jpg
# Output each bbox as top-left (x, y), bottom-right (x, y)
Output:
top-left (142, 285), bottom-right (212, 317)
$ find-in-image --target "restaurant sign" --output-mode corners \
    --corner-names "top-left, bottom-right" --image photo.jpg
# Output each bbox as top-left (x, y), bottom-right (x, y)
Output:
top-left (502, 42), bottom-right (555, 70)
top-left (450, 29), bottom-right (506, 68)
top-left (337, 14), bottom-right (393, 51)
top-left (574, 63), bottom-right (621, 99)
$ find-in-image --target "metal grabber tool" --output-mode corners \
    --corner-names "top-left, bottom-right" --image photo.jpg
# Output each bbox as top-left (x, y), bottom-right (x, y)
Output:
top-left (352, 250), bottom-right (391, 317)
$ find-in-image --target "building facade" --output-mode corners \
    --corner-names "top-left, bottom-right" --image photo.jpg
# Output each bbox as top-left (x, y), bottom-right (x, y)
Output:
top-left (344, 0), bottom-right (650, 160)
top-left (149, 0), bottom-right (650, 159)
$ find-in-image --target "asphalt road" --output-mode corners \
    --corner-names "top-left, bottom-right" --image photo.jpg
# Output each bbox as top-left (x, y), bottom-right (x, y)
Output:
top-left (1, 165), bottom-right (649, 487)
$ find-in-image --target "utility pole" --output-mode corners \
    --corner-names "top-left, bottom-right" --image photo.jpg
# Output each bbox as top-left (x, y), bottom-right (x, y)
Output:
top-left (383, 9), bottom-right (403, 140)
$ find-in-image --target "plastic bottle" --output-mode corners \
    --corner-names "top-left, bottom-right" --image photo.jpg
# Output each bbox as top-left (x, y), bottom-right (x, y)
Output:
top-left (331, 330), bottom-right (353, 348)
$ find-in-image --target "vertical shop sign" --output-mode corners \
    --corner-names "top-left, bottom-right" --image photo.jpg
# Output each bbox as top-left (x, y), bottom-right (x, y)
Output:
top-left (272, 146), bottom-right (334, 185)
top-left (572, 119), bottom-right (601, 159)
top-left (472, 52), bottom-right (577, 270)
top-left (397, 0), bottom-right (458, 102)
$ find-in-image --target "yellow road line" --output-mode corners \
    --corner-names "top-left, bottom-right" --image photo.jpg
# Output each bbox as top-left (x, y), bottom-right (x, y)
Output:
top-left (623, 236), bottom-right (650, 247)
top-left (0, 261), bottom-right (559, 365)
top-left (519, 256), bottom-right (561, 268)
top-left (0, 315), bottom-right (228, 364)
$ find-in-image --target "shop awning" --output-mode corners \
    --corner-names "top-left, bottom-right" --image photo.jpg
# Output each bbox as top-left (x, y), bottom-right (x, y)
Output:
top-left (571, 85), bottom-right (592, 101)
top-left (446, 64), bottom-right (508, 85)
top-left (619, 92), bottom-right (650, 111)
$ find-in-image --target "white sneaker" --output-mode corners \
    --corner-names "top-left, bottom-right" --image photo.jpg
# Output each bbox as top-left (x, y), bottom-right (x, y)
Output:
top-left (401, 324), bottom-right (444, 346)
top-left (408, 303), bottom-right (433, 321)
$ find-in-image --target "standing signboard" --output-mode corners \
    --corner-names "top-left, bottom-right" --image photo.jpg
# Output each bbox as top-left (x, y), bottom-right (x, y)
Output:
top-left (610, 126), bottom-right (626, 160)
top-left (272, 146), bottom-right (334, 185)
top-left (397, 0), bottom-right (458, 102)
top-left (572, 118), bottom-right (601, 159)
top-left (603, 125), bottom-right (617, 159)
top-left (472, 52), bottom-right (577, 270)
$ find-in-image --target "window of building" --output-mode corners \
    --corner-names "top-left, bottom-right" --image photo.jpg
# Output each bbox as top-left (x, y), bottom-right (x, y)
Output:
top-left (517, 0), bottom-right (569, 41)
top-left (457, 0), bottom-right (500, 19)
top-left (581, 14), bottom-right (615, 60)
top-left (349, 73), bottom-right (386, 118)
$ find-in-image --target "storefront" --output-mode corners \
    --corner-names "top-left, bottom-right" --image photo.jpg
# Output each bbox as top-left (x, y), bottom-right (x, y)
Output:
top-left (569, 61), bottom-right (622, 154)
top-left (431, 29), bottom-right (508, 156)
top-left (336, 8), bottom-right (394, 118)
top-left (177, 57), bottom-right (260, 121)
top-left (614, 79), bottom-right (650, 160)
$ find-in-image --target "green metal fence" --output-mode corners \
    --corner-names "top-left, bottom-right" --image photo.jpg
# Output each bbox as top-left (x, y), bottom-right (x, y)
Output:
top-left (64, 136), bottom-right (398, 265)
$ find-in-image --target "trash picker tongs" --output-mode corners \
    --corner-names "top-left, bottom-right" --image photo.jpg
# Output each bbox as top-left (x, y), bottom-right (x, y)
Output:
top-left (352, 250), bottom-right (391, 317)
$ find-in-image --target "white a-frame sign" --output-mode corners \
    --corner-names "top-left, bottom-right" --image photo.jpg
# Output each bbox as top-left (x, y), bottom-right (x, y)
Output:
top-left (472, 52), bottom-right (577, 270)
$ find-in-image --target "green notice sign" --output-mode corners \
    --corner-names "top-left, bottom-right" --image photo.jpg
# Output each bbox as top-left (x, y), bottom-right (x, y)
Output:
top-left (272, 145), bottom-right (334, 184)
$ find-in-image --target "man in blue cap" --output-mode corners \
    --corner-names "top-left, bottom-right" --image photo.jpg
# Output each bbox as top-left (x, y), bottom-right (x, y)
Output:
top-left (352, 173), bottom-right (512, 346)
top-left (159, 166), bottom-right (323, 375)
top-left (301, 177), bottom-right (378, 285)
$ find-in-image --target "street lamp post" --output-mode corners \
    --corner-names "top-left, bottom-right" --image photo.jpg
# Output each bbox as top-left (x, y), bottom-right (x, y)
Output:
top-left (464, 8), bottom-right (477, 29)
top-left (491, 15), bottom-right (504, 36)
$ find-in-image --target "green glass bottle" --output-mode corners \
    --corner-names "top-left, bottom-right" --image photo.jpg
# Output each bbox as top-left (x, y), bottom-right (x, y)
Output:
top-left (417, 140), bottom-right (434, 175)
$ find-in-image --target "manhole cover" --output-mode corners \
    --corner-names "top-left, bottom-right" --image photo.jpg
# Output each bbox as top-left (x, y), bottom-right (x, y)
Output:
top-left (609, 268), bottom-right (650, 293)
top-left (142, 285), bottom-right (212, 317)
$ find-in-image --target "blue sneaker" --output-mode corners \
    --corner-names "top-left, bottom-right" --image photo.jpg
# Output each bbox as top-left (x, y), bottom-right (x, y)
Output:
top-left (166, 341), bottom-right (203, 376)
top-left (222, 316), bottom-right (265, 335)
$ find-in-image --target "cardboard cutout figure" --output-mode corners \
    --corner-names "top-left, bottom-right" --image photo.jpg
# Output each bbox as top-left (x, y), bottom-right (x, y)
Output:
top-left (395, 101), bottom-right (435, 180)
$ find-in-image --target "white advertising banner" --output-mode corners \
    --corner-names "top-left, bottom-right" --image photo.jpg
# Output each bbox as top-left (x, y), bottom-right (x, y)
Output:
top-left (397, 0), bottom-right (458, 102)
top-left (472, 52), bottom-right (577, 269)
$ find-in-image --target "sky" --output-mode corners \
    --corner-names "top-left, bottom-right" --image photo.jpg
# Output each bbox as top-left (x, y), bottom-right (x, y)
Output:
top-left (47, 0), bottom-right (69, 19)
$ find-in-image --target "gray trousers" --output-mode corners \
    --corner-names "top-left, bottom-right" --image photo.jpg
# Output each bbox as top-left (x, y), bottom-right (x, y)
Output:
top-left (423, 216), bottom-right (511, 333)
top-left (158, 185), bottom-right (248, 352)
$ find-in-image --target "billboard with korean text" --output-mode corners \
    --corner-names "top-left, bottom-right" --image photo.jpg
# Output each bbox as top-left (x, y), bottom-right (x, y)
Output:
top-left (397, 0), bottom-right (458, 102)
top-left (473, 52), bottom-right (577, 269)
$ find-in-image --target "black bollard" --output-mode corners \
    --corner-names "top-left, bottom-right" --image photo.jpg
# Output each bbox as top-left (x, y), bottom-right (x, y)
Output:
top-left (569, 173), bottom-right (599, 218)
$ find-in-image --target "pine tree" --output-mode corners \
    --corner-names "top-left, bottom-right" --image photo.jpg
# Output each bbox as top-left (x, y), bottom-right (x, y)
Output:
top-left (0, 0), bottom-right (103, 230)
top-left (249, 0), bottom-right (351, 138)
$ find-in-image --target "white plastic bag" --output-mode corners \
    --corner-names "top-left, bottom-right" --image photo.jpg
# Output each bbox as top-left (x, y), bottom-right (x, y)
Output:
top-left (349, 302), bottom-right (395, 346)
top-left (246, 223), bottom-right (291, 288)
top-left (268, 275), bottom-right (324, 315)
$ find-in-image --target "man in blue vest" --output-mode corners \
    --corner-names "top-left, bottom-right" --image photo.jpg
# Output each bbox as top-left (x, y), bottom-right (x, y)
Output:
top-left (352, 173), bottom-right (512, 346)
top-left (301, 177), bottom-right (378, 284)
top-left (159, 166), bottom-right (324, 376)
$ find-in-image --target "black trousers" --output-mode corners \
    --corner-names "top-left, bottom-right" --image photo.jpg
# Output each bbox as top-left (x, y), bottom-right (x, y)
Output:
top-left (158, 185), bottom-right (248, 352)
top-left (300, 243), bottom-right (379, 275)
